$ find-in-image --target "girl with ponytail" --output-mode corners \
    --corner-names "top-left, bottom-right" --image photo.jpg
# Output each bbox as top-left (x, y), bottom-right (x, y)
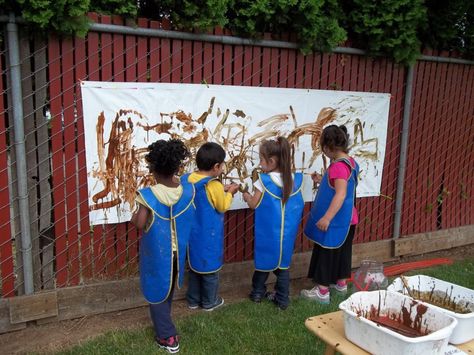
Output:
top-left (242, 136), bottom-right (304, 310)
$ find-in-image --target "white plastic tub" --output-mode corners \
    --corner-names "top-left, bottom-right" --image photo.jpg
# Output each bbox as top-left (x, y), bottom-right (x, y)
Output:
top-left (388, 275), bottom-right (474, 344)
top-left (339, 290), bottom-right (457, 355)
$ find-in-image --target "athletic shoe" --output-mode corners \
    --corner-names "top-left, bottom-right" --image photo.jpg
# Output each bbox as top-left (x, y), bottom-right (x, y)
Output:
top-left (156, 335), bottom-right (180, 353)
top-left (248, 293), bottom-right (262, 303)
top-left (264, 291), bottom-right (276, 302)
top-left (187, 303), bottom-right (200, 310)
top-left (300, 286), bottom-right (330, 304)
top-left (265, 291), bottom-right (288, 310)
top-left (203, 296), bottom-right (225, 312)
top-left (329, 282), bottom-right (348, 294)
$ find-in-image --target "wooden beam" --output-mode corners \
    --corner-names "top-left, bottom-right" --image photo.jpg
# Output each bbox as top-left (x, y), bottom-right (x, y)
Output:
top-left (394, 225), bottom-right (474, 256)
top-left (9, 291), bottom-right (58, 324)
top-left (0, 299), bottom-right (26, 333)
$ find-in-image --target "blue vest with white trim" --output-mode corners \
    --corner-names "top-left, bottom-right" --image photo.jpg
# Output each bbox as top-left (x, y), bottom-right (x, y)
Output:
top-left (184, 174), bottom-right (225, 273)
top-left (254, 172), bottom-right (304, 271)
top-left (304, 158), bottom-right (359, 248)
top-left (138, 180), bottom-right (195, 304)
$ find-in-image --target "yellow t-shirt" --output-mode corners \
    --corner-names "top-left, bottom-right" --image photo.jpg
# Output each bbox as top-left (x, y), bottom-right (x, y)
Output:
top-left (135, 184), bottom-right (183, 251)
top-left (188, 172), bottom-right (233, 212)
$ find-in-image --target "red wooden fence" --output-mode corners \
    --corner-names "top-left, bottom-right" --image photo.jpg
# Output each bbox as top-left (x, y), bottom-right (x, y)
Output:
top-left (0, 14), bottom-right (473, 296)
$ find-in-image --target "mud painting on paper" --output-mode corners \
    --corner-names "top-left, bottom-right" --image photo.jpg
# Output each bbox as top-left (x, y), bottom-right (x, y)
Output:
top-left (81, 82), bottom-right (390, 225)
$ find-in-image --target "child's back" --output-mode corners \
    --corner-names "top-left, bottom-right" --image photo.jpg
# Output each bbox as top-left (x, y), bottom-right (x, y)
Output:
top-left (131, 139), bottom-right (194, 353)
top-left (185, 142), bottom-right (238, 311)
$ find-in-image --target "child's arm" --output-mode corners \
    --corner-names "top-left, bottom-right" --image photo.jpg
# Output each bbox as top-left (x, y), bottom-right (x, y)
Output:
top-left (131, 204), bottom-right (149, 230)
top-left (208, 181), bottom-right (238, 212)
top-left (316, 178), bottom-right (347, 231)
top-left (242, 189), bottom-right (262, 210)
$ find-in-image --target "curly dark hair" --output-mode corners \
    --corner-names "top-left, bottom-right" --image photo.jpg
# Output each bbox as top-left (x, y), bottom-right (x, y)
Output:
top-left (320, 125), bottom-right (350, 153)
top-left (145, 139), bottom-right (190, 177)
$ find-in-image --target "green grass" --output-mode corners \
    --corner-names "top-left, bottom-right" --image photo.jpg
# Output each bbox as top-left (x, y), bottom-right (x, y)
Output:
top-left (52, 258), bottom-right (474, 355)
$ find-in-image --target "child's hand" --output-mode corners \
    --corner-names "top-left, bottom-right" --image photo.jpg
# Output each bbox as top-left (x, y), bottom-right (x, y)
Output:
top-left (311, 172), bottom-right (322, 184)
top-left (316, 216), bottom-right (330, 231)
top-left (225, 183), bottom-right (239, 195)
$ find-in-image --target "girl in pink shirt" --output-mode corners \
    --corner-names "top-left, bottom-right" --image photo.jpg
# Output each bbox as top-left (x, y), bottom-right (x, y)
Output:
top-left (301, 125), bottom-right (359, 304)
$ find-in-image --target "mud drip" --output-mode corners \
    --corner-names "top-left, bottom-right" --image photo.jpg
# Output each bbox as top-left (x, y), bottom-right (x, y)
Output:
top-left (361, 299), bottom-right (430, 338)
top-left (409, 288), bottom-right (472, 314)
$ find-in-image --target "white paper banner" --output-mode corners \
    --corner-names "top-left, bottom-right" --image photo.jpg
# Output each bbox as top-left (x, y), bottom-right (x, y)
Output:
top-left (81, 81), bottom-right (390, 225)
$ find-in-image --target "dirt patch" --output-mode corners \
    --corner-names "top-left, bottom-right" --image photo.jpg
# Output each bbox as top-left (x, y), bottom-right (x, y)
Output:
top-left (1, 244), bottom-right (474, 354)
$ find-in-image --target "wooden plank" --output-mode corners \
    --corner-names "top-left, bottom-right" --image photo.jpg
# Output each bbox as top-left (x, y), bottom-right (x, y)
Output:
top-left (181, 38), bottom-right (192, 83)
top-left (61, 37), bottom-right (80, 286)
top-left (0, 299), bottom-right (25, 334)
top-left (48, 36), bottom-right (68, 287)
top-left (33, 35), bottom-right (54, 289)
top-left (268, 47), bottom-right (279, 87)
top-left (74, 37), bottom-right (93, 280)
top-left (136, 18), bottom-right (148, 82)
top-left (112, 16), bottom-right (125, 81)
top-left (171, 38), bottom-right (182, 83)
top-left (286, 47), bottom-right (296, 88)
top-left (244, 210), bottom-right (254, 261)
top-left (125, 28), bottom-right (137, 81)
top-left (149, 20), bottom-right (160, 82)
top-left (20, 34), bottom-right (42, 291)
top-left (233, 44), bottom-right (244, 86)
top-left (222, 32), bottom-right (233, 85)
top-left (192, 39), bottom-right (203, 83)
top-left (203, 40), bottom-right (213, 84)
top-left (0, 50), bottom-right (15, 297)
top-left (9, 292), bottom-right (58, 324)
top-left (295, 53), bottom-right (305, 88)
top-left (352, 239), bottom-right (394, 267)
top-left (394, 225), bottom-right (474, 256)
top-left (100, 16), bottom-right (113, 81)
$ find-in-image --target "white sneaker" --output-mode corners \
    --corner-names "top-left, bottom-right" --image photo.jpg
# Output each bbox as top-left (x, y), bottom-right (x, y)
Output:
top-left (203, 297), bottom-right (224, 312)
top-left (300, 286), bottom-right (330, 304)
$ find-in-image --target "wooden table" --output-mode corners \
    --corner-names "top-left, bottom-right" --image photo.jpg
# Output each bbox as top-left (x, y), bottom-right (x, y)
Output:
top-left (305, 311), bottom-right (474, 355)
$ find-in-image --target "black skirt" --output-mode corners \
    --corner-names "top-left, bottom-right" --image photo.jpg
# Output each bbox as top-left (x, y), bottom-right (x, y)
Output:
top-left (307, 225), bottom-right (355, 286)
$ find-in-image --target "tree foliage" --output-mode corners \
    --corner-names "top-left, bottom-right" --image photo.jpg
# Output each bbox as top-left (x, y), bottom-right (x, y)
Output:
top-left (343, 0), bottom-right (427, 64)
top-left (420, 0), bottom-right (474, 58)
top-left (226, 0), bottom-right (346, 53)
top-left (1, 0), bottom-right (473, 62)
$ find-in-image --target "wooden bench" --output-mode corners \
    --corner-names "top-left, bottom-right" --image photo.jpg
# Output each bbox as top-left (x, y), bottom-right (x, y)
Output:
top-left (305, 311), bottom-right (474, 355)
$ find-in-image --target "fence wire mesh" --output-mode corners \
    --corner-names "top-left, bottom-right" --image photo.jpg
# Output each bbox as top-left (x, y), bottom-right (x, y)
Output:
top-left (0, 15), bottom-right (473, 297)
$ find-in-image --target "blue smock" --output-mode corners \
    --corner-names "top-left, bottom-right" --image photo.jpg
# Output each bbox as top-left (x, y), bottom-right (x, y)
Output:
top-left (304, 158), bottom-right (359, 248)
top-left (138, 180), bottom-right (195, 303)
top-left (254, 172), bottom-right (304, 271)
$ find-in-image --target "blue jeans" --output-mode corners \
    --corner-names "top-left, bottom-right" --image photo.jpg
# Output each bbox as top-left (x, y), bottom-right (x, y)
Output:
top-left (250, 269), bottom-right (290, 307)
top-left (149, 255), bottom-right (177, 340)
top-left (186, 269), bottom-right (219, 308)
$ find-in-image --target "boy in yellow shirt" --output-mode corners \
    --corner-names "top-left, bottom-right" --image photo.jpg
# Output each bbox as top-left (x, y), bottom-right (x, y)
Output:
top-left (184, 142), bottom-right (239, 311)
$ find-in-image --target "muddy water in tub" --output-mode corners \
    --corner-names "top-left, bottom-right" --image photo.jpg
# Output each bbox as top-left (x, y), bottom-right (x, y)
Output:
top-left (357, 294), bottom-right (431, 337)
top-left (408, 285), bottom-right (473, 314)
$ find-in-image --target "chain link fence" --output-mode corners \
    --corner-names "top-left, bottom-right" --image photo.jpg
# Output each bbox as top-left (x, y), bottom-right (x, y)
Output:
top-left (0, 15), bottom-right (473, 298)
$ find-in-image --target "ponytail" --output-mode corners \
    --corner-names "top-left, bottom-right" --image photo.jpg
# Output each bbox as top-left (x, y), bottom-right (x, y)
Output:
top-left (260, 137), bottom-right (294, 204)
top-left (277, 137), bottom-right (293, 204)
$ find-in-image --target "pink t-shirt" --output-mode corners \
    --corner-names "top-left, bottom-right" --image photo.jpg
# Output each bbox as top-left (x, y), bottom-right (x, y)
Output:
top-left (327, 157), bottom-right (358, 225)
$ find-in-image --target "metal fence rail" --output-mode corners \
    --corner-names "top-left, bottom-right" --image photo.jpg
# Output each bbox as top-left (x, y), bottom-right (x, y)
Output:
top-left (0, 14), bottom-right (473, 298)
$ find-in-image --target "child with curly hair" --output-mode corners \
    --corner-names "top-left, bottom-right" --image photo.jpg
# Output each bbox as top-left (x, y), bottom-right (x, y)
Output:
top-left (132, 138), bottom-right (195, 354)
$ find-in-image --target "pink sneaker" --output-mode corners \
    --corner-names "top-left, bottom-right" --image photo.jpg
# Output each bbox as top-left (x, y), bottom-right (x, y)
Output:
top-left (330, 281), bottom-right (348, 294)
